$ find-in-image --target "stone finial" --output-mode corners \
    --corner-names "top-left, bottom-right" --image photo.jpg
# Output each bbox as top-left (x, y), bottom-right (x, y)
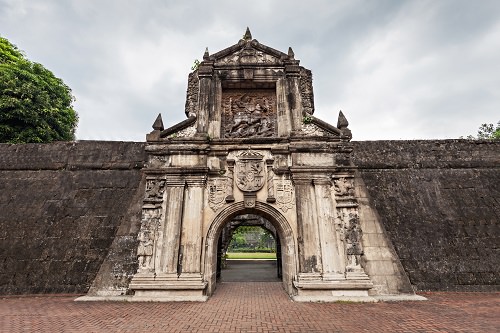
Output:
top-left (152, 113), bottom-right (164, 131)
top-left (243, 27), bottom-right (252, 41)
top-left (203, 47), bottom-right (210, 60)
top-left (337, 110), bottom-right (349, 129)
top-left (288, 47), bottom-right (295, 60)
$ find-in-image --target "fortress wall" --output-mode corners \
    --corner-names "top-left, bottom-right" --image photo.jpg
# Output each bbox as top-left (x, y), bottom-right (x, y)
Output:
top-left (0, 139), bottom-right (498, 294)
top-left (352, 140), bottom-right (500, 291)
top-left (0, 141), bottom-right (146, 294)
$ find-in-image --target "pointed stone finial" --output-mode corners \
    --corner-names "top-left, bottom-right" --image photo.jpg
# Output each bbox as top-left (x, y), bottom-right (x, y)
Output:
top-left (203, 47), bottom-right (210, 60)
top-left (288, 47), bottom-right (295, 60)
top-left (152, 113), bottom-right (164, 131)
top-left (337, 110), bottom-right (349, 129)
top-left (243, 27), bottom-right (252, 41)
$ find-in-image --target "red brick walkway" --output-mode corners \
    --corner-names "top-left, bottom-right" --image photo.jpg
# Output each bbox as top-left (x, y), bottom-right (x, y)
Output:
top-left (1, 282), bottom-right (498, 332)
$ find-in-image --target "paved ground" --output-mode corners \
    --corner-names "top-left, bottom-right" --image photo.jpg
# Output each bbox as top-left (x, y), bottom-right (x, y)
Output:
top-left (1, 283), bottom-right (498, 333)
top-left (222, 259), bottom-right (280, 282)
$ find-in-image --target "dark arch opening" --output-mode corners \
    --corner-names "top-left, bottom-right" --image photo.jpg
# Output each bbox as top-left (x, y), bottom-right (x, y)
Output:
top-left (204, 201), bottom-right (297, 296)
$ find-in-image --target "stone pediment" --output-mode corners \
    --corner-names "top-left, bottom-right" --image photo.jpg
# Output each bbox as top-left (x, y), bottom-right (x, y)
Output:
top-left (210, 28), bottom-right (288, 67)
top-left (147, 28), bottom-right (352, 142)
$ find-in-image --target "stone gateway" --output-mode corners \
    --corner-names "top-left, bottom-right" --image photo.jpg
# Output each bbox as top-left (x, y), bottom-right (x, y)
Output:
top-left (1, 30), bottom-right (498, 299)
top-left (100, 28), bottom-right (416, 302)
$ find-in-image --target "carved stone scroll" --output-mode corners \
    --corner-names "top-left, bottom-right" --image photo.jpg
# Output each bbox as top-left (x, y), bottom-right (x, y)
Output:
top-left (222, 89), bottom-right (277, 138)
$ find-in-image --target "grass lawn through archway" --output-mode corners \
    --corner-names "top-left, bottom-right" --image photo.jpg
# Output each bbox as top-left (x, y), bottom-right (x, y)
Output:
top-left (226, 252), bottom-right (277, 259)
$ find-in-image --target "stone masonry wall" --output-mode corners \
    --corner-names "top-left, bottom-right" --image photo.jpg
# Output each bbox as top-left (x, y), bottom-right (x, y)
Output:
top-left (1, 139), bottom-right (498, 294)
top-left (0, 141), bottom-right (146, 294)
top-left (352, 140), bottom-right (500, 291)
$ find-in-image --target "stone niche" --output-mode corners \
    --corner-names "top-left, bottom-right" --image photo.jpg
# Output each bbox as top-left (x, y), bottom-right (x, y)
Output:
top-left (95, 28), bottom-right (419, 302)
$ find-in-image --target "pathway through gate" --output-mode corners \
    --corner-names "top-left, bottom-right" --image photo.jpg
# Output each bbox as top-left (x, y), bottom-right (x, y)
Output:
top-left (221, 259), bottom-right (280, 282)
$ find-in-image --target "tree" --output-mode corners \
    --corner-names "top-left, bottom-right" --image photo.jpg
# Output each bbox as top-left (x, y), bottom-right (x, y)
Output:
top-left (0, 36), bottom-right (78, 143)
top-left (464, 122), bottom-right (500, 140)
top-left (476, 122), bottom-right (500, 140)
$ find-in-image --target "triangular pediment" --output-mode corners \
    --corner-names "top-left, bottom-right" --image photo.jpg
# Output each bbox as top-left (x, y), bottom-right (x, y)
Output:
top-left (210, 29), bottom-right (289, 67)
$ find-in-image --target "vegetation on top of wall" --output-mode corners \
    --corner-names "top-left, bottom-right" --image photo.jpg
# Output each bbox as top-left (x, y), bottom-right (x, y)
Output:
top-left (463, 121), bottom-right (500, 140)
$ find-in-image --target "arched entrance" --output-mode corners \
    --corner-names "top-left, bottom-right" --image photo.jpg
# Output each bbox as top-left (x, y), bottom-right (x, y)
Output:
top-left (216, 214), bottom-right (281, 281)
top-left (204, 201), bottom-right (297, 297)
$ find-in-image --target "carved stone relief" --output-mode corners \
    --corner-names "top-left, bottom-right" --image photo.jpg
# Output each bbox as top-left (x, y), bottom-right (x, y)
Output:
top-left (275, 178), bottom-right (295, 212)
top-left (137, 207), bottom-right (162, 272)
top-left (207, 178), bottom-right (227, 211)
top-left (337, 209), bottom-right (364, 272)
top-left (333, 177), bottom-right (354, 197)
top-left (235, 151), bottom-right (265, 192)
top-left (169, 124), bottom-right (197, 138)
top-left (184, 71), bottom-right (199, 117)
top-left (216, 48), bottom-right (281, 66)
top-left (222, 89), bottom-right (277, 138)
top-left (144, 178), bottom-right (166, 202)
top-left (300, 68), bottom-right (314, 115)
top-left (301, 122), bottom-right (326, 136)
top-left (148, 155), bottom-right (169, 168)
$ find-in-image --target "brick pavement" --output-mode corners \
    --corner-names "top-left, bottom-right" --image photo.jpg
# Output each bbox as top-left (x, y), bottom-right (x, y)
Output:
top-left (0, 282), bottom-right (498, 333)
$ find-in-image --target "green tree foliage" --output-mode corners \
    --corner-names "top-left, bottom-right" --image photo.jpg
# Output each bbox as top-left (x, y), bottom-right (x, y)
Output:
top-left (0, 36), bottom-right (78, 143)
top-left (464, 121), bottom-right (500, 140)
top-left (476, 122), bottom-right (500, 140)
top-left (228, 226), bottom-right (276, 252)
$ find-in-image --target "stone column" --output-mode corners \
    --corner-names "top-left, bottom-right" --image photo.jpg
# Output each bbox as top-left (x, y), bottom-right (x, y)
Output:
top-left (158, 175), bottom-right (186, 275)
top-left (179, 175), bottom-right (206, 279)
top-left (313, 178), bottom-right (343, 279)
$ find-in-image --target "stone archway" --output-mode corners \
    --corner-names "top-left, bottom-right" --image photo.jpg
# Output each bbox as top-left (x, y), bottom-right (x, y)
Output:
top-left (204, 201), bottom-right (297, 297)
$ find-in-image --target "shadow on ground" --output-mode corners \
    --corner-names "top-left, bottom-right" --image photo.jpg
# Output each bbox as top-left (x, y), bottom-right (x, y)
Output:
top-left (221, 259), bottom-right (280, 282)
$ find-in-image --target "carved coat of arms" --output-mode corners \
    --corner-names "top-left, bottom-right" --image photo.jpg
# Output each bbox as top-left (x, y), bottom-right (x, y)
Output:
top-left (236, 151), bottom-right (265, 192)
top-left (275, 180), bottom-right (295, 212)
top-left (208, 178), bottom-right (227, 211)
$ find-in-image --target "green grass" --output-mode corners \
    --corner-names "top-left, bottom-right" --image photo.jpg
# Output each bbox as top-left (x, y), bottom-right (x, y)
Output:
top-left (226, 252), bottom-right (277, 259)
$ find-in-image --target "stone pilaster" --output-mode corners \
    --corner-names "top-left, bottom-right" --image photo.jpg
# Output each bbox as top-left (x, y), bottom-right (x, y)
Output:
top-left (284, 59), bottom-right (302, 131)
top-left (225, 159), bottom-right (235, 202)
top-left (196, 60), bottom-right (214, 134)
top-left (266, 159), bottom-right (276, 203)
top-left (179, 175), bottom-right (206, 278)
top-left (313, 178), bottom-right (343, 279)
top-left (292, 173), bottom-right (322, 278)
top-left (158, 175), bottom-right (185, 275)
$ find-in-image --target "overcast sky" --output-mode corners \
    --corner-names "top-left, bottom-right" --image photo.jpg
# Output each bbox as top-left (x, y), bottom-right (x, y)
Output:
top-left (1, 0), bottom-right (499, 141)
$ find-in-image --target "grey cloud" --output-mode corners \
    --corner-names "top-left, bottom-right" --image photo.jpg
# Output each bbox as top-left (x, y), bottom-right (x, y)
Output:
top-left (0, 0), bottom-right (498, 141)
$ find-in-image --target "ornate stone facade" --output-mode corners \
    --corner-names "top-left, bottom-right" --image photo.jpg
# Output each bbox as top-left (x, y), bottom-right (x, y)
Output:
top-left (125, 28), bottom-right (415, 302)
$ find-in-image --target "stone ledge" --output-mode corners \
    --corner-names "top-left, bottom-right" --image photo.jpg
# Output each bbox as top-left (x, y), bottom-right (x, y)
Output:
top-left (75, 295), bottom-right (209, 302)
top-left (292, 295), bottom-right (377, 303)
top-left (374, 294), bottom-right (427, 301)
